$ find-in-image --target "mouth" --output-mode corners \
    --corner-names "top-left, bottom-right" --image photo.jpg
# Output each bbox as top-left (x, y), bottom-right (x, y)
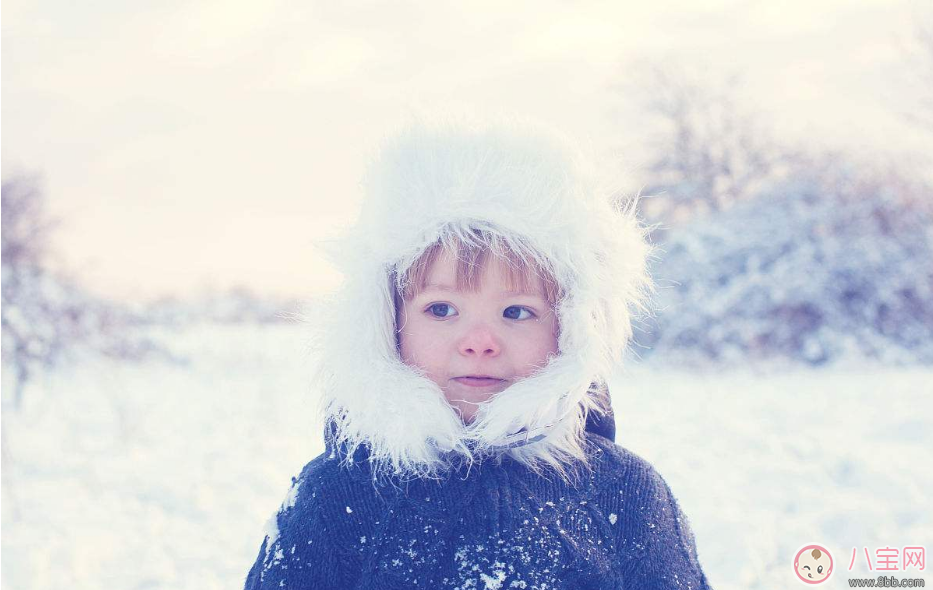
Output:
top-left (452, 376), bottom-right (507, 387)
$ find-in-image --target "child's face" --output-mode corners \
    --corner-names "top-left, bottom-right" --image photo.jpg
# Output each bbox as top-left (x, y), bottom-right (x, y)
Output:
top-left (397, 250), bottom-right (559, 423)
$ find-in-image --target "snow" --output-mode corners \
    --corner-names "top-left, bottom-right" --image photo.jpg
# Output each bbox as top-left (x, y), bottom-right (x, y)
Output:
top-left (479, 566), bottom-right (506, 589)
top-left (262, 514), bottom-right (280, 564)
top-left (1, 323), bottom-right (320, 590)
top-left (282, 479), bottom-right (301, 510)
top-left (1, 322), bottom-right (930, 589)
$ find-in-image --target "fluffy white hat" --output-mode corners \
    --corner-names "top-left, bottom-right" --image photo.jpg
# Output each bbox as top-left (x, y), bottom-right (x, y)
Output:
top-left (309, 117), bottom-right (652, 482)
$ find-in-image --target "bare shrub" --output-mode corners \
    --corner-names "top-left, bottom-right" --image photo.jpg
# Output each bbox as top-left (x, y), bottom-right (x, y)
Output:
top-left (2, 175), bottom-right (169, 407)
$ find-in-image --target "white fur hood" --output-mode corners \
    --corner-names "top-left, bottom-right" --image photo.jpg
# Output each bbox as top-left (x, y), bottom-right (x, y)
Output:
top-left (308, 117), bottom-right (653, 481)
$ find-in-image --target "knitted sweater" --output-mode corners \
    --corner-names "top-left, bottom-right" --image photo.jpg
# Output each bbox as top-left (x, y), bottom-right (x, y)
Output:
top-left (244, 425), bottom-right (711, 590)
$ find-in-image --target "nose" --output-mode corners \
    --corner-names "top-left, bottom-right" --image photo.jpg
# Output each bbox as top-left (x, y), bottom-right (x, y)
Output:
top-left (458, 323), bottom-right (502, 357)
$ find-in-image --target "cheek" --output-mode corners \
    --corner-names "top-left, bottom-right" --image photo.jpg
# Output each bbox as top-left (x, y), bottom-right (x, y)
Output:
top-left (514, 324), bottom-right (560, 371)
top-left (401, 334), bottom-right (440, 368)
top-left (536, 314), bottom-right (560, 356)
top-left (398, 311), bottom-right (446, 369)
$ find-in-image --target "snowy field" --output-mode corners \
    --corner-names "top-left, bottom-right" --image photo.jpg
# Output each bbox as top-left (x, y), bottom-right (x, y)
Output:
top-left (2, 322), bottom-right (931, 589)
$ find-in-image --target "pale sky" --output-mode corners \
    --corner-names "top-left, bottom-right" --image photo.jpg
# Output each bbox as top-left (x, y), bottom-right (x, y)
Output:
top-left (3, 0), bottom-right (931, 302)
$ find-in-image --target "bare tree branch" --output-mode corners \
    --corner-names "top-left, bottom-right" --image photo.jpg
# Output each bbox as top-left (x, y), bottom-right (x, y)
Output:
top-left (626, 63), bottom-right (789, 222)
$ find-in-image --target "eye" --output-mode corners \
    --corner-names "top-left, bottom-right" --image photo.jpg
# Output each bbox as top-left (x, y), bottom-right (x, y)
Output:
top-left (426, 303), bottom-right (457, 318)
top-left (503, 306), bottom-right (535, 320)
top-left (817, 566), bottom-right (823, 574)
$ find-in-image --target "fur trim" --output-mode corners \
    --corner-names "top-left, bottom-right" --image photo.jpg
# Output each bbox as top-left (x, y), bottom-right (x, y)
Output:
top-left (307, 116), bottom-right (653, 482)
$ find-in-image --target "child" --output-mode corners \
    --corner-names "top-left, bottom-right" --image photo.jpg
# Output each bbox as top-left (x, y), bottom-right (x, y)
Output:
top-left (245, 118), bottom-right (711, 589)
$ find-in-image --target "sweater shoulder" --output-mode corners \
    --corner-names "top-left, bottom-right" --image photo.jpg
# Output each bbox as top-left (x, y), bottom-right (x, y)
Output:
top-left (585, 434), bottom-right (686, 531)
top-left (584, 433), bottom-right (668, 491)
top-left (290, 449), bottom-right (392, 528)
top-left (244, 452), bottom-right (393, 589)
top-left (584, 435), bottom-right (712, 589)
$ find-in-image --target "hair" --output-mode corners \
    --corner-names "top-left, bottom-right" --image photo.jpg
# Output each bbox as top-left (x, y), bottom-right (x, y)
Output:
top-left (392, 226), bottom-right (563, 317)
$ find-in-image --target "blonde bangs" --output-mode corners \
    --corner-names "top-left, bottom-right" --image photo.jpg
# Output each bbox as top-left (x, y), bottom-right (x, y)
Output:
top-left (397, 232), bottom-right (561, 306)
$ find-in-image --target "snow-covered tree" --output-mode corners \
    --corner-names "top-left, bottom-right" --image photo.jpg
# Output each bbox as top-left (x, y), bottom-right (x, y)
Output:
top-left (1, 176), bottom-right (165, 407)
top-left (636, 156), bottom-right (933, 366)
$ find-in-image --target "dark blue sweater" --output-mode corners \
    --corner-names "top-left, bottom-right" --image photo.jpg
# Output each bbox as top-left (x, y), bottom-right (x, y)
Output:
top-left (244, 424), bottom-right (711, 590)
